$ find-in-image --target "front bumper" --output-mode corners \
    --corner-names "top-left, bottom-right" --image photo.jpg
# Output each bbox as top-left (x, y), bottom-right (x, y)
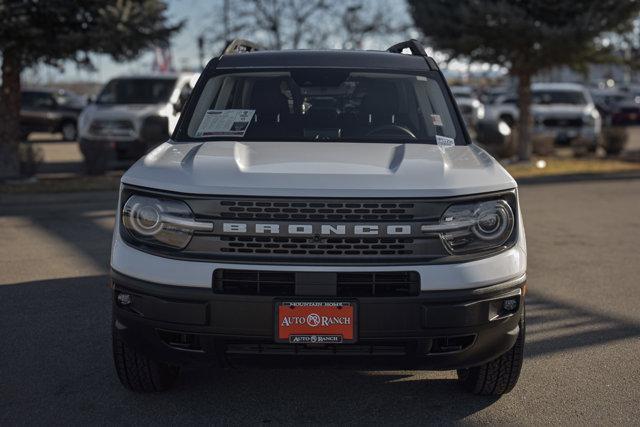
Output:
top-left (532, 125), bottom-right (599, 145)
top-left (111, 270), bottom-right (525, 370)
top-left (79, 137), bottom-right (147, 160)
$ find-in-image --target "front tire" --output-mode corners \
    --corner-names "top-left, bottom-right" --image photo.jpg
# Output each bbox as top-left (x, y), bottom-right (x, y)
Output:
top-left (112, 321), bottom-right (179, 392)
top-left (457, 313), bottom-right (525, 396)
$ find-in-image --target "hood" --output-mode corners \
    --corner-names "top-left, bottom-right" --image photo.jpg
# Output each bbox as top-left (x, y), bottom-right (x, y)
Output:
top-left (122, 140), bottom-right (516, 198)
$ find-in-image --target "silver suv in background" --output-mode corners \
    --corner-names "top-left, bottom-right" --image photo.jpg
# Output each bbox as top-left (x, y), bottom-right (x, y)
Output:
top-left (78, 72), bottom-right (198, 173)
top-left (487, 83), bottom-right (601, 150)
top-left (450, 85), bottom-right (485, 130)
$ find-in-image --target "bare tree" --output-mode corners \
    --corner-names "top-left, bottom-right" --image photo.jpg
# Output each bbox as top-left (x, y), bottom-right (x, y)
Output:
top-left (202, 0), bottom-right (253, 56)
top-left (341, 1), bottom-right (412, 50)
top-left (204, 0), bottom-right (412, 54)
top-left (249, 0), bottom-right (329, 49)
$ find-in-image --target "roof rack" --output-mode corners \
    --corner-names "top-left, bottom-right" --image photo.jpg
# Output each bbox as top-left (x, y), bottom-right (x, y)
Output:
top-left (387, 39), bottom-right (439, 70)
top-left (222, 39), bottom-right (265, 55)
top-left (387, 39), bottom-right (428, 57)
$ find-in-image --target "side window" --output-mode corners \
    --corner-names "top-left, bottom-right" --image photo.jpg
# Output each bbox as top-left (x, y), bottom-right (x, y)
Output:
top-left (415, 78), bottom-right (456, 139)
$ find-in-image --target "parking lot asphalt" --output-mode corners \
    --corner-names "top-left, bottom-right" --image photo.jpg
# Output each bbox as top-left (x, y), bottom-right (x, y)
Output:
top-left (1, 178), bottom-right (639, 425)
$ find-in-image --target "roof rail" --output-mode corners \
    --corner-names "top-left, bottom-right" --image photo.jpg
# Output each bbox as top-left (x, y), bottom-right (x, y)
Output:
top-left (222, 39), bottom-right (265, 55)
top-left (387, 39), bottom-right (428, 57)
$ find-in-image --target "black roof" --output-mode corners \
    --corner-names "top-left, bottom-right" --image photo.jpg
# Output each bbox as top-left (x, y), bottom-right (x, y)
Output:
top-left (215, 49), bottom-right (435, 72)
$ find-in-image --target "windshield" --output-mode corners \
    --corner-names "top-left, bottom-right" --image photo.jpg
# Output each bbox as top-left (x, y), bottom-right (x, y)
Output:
top-left (182, 69), bottom-right (462, 144)
top-left (532, 90), bottom-right (587, 105)
top-left (97, 78), bottom-right (176, 105)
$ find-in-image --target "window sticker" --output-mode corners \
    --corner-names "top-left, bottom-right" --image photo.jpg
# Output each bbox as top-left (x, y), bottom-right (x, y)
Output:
top-left (430, 114), bottom-right (443, 127)
top-left (195, 109), bottom-right (255, 138)
top-left (416, 76), bottom-right (428, 81)
top-left (436, 135), bottom-right (455, 148)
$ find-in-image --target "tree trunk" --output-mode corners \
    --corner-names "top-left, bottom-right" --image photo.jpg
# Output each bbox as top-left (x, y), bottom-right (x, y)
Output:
top-left (515, 72), bottom-right (532, 161)
top-left (0, 49), bottom-right (22, 180)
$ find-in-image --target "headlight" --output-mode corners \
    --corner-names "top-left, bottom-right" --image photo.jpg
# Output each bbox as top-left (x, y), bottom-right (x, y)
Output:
top-left (121, 195), bottom-right (212, 249)
top-left (421, 199), bottom-right (515, 254)
top-left (583, 106), bottom-right (600, 125)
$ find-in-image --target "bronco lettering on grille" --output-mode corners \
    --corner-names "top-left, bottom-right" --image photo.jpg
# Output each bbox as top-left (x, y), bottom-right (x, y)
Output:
top-left (219, 223), bottom-right (413, 236)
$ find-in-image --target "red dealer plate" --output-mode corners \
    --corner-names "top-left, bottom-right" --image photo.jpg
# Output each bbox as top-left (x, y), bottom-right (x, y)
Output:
top-left (276, 301), bottom-right (356, 344)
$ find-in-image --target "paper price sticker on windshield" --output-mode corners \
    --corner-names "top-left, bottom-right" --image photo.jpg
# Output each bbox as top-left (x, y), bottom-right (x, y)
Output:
top-left (195, 109), bottom-right (255, 137)
top-left (431, 114), bottom-right (443, 126)
top-left (436, 135), bottom-right (455, 148)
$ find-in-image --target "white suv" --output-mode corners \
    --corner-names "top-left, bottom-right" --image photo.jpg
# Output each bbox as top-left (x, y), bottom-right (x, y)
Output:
top-left (78, 72), bottom-right (199, 173)
top-left (488, 82), bottom-right (601, 149)
top-left (110, 40), bottom-right (527, 396)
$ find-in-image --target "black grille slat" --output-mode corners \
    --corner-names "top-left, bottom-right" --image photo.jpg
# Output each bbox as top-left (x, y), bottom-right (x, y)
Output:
top-left (214, 270), bottom-right (296, 295)
top-left (214, 269), bottom-right (420, 297)
top-left (216, 236), bottom-right (415, 257)
top-left (214, 200), bottom-right (415, 221)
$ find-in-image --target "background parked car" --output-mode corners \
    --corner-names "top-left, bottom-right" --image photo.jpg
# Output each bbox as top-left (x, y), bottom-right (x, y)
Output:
top-left (486, 83), bottom-right (601, 151)
top-left (590, 88), bottom-right (627, 117)
top-left (611, 95), bottom-right (640, 126)
top-left (450, 85), bottom-right (485, 130)
top-left (20, 88), bottom-right (85, 141)
top-left (78, 72), bottom-right (198, 174)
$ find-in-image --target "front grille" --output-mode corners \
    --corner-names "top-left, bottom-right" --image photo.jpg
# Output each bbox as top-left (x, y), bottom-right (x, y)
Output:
top-left (214, 270), bottom-right (295, 295)
top-left (213, 269), bottom-right (420, 297)
top-left (217, 200), bottom-right (415, 221)
top-left (180, 196), bottom-right (451, 263)
top-left (89, 119), bottom-right (135, 137)
top-left (337, 271), bottom-right (420, 297)
top-left (542, 117), bottom-right (583, 127)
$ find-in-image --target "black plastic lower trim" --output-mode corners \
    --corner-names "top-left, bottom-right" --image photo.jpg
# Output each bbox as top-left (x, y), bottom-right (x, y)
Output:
top-left (111, 269), bottom-right (525, 369)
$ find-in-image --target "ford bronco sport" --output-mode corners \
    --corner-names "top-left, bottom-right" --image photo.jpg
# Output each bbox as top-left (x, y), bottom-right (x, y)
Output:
top-left (110, 40), bottom-right (527, 395)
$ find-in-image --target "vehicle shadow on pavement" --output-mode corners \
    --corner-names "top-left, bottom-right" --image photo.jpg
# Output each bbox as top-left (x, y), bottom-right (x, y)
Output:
top-left (0, 275), bottom-right (498, 424)
top-left (525, 290), bottom-right (640, 358)
top-left (2, 275), bottom-right (640, 424)
top-left (1, 191), bottom-right (117, 273)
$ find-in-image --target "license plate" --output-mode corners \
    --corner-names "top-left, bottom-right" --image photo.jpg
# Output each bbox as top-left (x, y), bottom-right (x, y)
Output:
top-left (275, 301), bottom-right (356, 344)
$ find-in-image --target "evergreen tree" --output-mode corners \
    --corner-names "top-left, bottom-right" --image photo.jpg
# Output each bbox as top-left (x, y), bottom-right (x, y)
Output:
top-left (408, 0), bottom-right (640, 160)
top-left (0, 0), bottom-right (182, 178)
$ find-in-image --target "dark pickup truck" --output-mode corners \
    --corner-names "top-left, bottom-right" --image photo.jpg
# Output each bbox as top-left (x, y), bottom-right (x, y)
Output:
top-left (21, 88), bottom-right (85, 141)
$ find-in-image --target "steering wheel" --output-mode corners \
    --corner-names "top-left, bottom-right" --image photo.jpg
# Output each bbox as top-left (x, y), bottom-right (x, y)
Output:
top-left (366, 124), bottom-right (417, 139)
